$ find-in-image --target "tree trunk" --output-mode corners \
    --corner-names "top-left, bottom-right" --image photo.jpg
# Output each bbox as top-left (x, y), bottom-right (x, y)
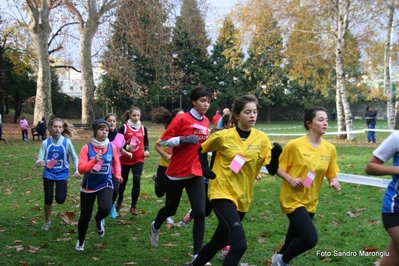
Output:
top-left (265, 105), bottom-right (271, 124)
top-left (27, 0), bottom-right (53, 126)
top-left (80, 28), bottom-right (96, 124)
top-left (385, 5), bottom-right (395, 130)
top-left (335, 0), bottom-right (355, 140)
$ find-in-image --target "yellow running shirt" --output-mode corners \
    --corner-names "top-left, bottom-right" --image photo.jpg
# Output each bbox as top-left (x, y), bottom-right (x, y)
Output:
top-left (201, 127), bottom-right (272, 212)
top-left (279, 135), bottom-right (340, 214)
top-left (156, 137), bottom-right (171, 167)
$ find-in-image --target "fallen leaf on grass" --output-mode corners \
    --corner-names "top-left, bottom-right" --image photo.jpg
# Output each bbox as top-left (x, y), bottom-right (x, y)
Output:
top-left (31, 206), bottom-right (41, 211)
top-left (17, 261), bottom-right (28, 266)
top-left (368, 220), bottom-right (381, 224)
top-left (140, 193), bottom-right (149, 199)
top-left (27, 218), bottom-right (38, 225)
top-left (117, 220), bottom-right (129, 225)
top-left (364, 246), bottom-right (379, 252)
top-left (319, 256), bottom-right (330, 262)
top-left (5, 245), bottom-right (24, 251)
top-left (163, 242), bottom-right (176, 247)
top-left (262, 259), bottom-right (271, 265)
top-left (55, 211), bottom-right (77, 225)
top-left (28, 245), bottom-right (40, 253)
top-left (347, 211), bottom-right (357, 217)
top-left (50, 238), bottom-right (72, 242)
top-left (347, 211), bottom-right (362, 217)
top-left (123, 262), bottom-right (138, 265)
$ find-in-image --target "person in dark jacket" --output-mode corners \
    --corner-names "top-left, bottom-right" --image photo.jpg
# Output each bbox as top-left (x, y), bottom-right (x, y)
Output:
top-left (365, 106), bottom-right (378, 143)
top-left (37, 117), bottom-right (47, 141)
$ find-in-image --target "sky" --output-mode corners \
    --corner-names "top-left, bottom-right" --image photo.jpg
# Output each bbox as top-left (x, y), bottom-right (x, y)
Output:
top-left (0, 0), bottom-right (241, 67)
top-left (206, 0), bottom-right (239, 40)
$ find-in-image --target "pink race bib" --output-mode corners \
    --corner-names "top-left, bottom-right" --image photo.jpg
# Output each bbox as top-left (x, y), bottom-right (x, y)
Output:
top-left (93, 159), bottom-right (104, 172)
top-left (303, 170), bottom-right (316, 188)
top-left (46, 158), bottom-right (57, 169)
top-left (229, 154), bottom-right (246, 174)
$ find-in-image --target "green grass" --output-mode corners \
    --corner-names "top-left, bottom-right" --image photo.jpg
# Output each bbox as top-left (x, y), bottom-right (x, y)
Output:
top-left (0, 120), bottom-right (392, 265)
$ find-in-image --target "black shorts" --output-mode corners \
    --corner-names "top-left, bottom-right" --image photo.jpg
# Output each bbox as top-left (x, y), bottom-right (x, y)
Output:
top-left (382, 213), bottom-right (399, 230)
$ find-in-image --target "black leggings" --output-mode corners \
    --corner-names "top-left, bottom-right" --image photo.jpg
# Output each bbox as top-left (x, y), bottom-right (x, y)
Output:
top-left (21, 129), bottom-right (28, 140)
top-left (193, 199), bottom-right (246, 266)
top-left (155, 165), bottom-right (167, 198)
top-left (154, 176), bottom-right (205, 255)
top-left (77, 188), bottom-right (113, 243)
top-left (111, 175), bottom-right (120, 204)
top-left (43, 178), bottom-right (68, 205)
top-left (204, 183), bottom-right (212, 217)
top-left (279, 207), bottom-right (317, 263)
top-left (117, 162), bottom-right (144, 208)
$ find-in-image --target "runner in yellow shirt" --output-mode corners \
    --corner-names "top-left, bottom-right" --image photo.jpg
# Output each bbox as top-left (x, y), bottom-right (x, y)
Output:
top-left (185, 95), bottom-right (281, 266)
top-left (272, 106), bottom-right (341, 266)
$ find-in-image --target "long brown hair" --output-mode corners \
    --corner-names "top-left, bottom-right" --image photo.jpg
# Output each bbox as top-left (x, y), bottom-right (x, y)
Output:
top-left (49, 118), bottom-right (76, 139)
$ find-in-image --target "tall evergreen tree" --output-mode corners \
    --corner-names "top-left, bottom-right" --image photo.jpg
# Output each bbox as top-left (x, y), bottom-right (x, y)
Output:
top-left (171, 0), bottom-right (213, 96)
top-left (244, 15), bottom-right (288, 123)
top-left (209, 17), bottom-right (247, 111)
top-left (100, 0), bottom-right (173, 115)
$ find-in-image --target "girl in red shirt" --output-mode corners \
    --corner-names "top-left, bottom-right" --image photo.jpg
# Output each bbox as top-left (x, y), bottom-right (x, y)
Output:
top-left (149, 84), bottom-right (213, 263)
top-left (116, 107), bottom-right (150, 215)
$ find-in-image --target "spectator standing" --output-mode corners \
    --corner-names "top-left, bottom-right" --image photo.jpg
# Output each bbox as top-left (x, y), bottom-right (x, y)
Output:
top-left (365, 106), bottom-right (378, 143)
top-left (19, 116), bottom-right (29, 141)
top-left (36, 117), bottom-right (47, 141)
top-left (216, 108), bottom-right (230, 129)
top-left (211, 110), bottom-right (222, 128)
top-left (331, 108), bottom-right (336, 121)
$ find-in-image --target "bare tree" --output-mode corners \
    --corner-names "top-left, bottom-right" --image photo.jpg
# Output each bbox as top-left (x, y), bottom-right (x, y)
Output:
top-left (25, 0), bottom-right (55, 125)
top-left (385, 3), bottom-right (395, 130)
top-left (63, 0), bottom-right (117, 123)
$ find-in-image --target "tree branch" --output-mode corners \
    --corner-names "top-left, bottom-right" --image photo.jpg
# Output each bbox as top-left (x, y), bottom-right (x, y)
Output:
top-left (48, 22), bottom-right (79, 47)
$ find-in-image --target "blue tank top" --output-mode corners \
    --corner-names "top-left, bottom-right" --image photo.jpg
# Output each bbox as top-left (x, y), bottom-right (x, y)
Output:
top-left (382, 152), bottom-right (399, 213)
top-left (81, 143), bottom-right (113, 192)
top-left (43, 137), bottom-right (69, 181)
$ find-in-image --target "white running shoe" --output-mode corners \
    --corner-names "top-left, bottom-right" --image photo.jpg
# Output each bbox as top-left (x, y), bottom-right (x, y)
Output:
top-left (149, 221), bottom-right (160, 247)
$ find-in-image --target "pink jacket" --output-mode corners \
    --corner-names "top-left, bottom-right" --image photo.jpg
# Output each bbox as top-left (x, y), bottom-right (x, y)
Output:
top-left (19, 119), bottom-right (29, 130)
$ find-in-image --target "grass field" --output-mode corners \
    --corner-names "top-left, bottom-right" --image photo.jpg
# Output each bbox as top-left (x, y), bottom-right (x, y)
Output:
top-left (0, 119), bottom-right (393, 265)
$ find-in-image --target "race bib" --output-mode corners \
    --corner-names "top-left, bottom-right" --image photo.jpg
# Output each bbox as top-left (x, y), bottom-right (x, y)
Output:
top-left (229, 154), bottom-right (246, 174)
